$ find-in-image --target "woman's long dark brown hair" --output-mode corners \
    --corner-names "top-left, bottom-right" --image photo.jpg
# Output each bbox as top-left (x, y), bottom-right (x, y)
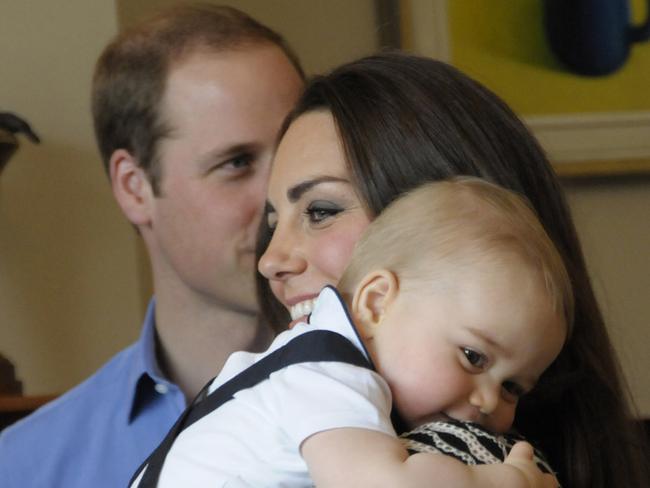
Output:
top-left (256, 52), bottom-right (649, 487)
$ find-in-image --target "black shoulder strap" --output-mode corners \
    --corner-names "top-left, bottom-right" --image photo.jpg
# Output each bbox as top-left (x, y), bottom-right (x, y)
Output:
top-left (131, 330), bottom-right (371, 487)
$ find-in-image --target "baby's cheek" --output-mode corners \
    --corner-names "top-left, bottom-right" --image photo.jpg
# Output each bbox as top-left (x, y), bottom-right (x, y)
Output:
top-left (490, 404), bottom-right (517, 433)
top-left (390, 360), bottom-right (453, 421)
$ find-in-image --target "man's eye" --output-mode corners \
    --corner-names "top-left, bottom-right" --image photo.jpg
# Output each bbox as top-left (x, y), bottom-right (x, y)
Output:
top-left (223, 153), bottom-right (254, 170)
top-left (462, 347), bottom-right (487, 369)
top-left (264, 203), bottom-right (277, 233)
top-left (305, 201), bottom-right (342, 224)
top-left (266, 214), bottom-right (277, 232)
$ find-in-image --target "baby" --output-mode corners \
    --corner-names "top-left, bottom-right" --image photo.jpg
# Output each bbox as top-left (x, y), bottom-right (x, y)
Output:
top-left (131, 178), bottom-right (571, 487)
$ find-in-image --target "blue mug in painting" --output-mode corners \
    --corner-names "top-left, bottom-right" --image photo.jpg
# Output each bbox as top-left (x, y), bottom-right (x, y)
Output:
top-left (543, 0), bottom-right (650, 76)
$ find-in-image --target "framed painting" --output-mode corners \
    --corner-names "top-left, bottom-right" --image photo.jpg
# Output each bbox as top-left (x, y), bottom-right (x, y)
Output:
top-left (385, 0), bottom-right (650, 178)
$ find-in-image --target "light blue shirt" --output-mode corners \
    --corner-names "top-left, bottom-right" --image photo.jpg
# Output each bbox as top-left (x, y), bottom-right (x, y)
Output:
top-left (0, 299), bottom-right (187, 488)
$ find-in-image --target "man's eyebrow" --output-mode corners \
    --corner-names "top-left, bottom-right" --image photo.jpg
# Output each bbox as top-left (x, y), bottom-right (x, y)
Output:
top-left (287, 176), bottom-right (349, 202)
top-left (197, 143), bottom-right (258, 165)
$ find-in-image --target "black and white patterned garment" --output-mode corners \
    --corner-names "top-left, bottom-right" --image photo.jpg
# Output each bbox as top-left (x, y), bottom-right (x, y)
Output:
top-left (400, 419), bottom-right (557, 478)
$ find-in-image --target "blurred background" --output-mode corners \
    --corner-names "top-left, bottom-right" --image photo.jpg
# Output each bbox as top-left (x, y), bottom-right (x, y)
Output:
top-left (1, 0), bottom-right (648, 416)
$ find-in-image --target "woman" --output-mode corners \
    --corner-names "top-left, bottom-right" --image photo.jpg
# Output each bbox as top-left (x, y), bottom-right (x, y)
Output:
top-left (256, 52), bottom-right (649, 487)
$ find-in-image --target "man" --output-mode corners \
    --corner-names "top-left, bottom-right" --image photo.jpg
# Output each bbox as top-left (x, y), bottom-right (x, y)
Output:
top-left (0, 4), bottom-right (304, 487)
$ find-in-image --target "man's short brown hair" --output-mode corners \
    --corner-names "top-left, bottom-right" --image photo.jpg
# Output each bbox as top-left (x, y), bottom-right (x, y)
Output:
top-left (92, 3), bottom-right (303, 194)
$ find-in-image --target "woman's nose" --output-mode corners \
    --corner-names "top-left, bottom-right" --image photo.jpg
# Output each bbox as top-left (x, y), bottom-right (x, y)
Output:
top-left (469, 382), bottom-right (500, 416)
top-left (258, 231), bottom-right (306, 281)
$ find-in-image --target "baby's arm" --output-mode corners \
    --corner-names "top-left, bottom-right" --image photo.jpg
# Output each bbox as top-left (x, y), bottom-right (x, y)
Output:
top-left (302, 427), bottom-right (557, 488)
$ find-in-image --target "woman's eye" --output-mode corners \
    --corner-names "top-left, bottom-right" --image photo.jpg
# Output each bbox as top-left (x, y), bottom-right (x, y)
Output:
top-left (462, 347), bottom-right (487, 369)
top-left (501, 381), bottom-right (525, 402)
top-left (305, 201), bottom-right (342, 224)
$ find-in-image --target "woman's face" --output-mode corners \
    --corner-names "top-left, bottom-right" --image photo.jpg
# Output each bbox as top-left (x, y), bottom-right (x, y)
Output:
top-left (258, 111), bottom-right (371, 322)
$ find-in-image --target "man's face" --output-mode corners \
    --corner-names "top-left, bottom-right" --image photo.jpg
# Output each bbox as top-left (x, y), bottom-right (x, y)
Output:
top-left (144, 44), bottom-right (303, 314)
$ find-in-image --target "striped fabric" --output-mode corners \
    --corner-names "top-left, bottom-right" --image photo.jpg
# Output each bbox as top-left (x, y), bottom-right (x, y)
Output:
top-left (400, 419), bottom-right (555, 476)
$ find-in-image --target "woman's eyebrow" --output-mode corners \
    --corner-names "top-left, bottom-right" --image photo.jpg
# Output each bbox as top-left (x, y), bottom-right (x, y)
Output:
top-left (287, 176), bottom-right (349, 202)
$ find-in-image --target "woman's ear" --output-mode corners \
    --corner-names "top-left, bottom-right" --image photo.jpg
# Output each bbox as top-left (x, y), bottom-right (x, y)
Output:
top-left (351, 269), bottom-right (399, 339)
top-left (109, 149), bottom-right (154, 227)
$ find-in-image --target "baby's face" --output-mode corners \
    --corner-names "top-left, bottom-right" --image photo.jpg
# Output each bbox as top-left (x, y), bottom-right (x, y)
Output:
top-left (363, 256), bottom-right (566, 433)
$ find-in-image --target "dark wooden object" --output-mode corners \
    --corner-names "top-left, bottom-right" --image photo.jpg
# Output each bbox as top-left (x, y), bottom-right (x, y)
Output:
top-left (0, 395), bottom-right (57, 431)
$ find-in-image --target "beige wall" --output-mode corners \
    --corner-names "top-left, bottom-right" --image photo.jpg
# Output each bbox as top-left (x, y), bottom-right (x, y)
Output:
top-left (117, 0), bottom-right (379, 75)
top-left (0, 2), bottom-right (141, 394)
top-left (564, 179), bottom-right (650, 413)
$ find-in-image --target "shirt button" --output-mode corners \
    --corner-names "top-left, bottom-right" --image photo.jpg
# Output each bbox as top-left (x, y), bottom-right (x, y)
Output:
top-left (154, 383), bottom-right (169, 395)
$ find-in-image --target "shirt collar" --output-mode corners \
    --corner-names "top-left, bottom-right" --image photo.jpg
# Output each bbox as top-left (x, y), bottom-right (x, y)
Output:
top-left (126, 297), bottom-right (174, 423)
top-left (308, 286), bottom-right (375, 367)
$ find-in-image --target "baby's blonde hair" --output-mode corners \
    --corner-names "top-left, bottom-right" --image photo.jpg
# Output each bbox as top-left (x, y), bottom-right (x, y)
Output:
top-left (338, 177), bottom-right (574, 335)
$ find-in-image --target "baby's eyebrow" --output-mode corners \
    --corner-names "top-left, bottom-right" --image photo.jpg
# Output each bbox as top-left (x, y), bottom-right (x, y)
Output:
top-left (465, 327), bottom-right (504, 353)
top-left (287, 176), bottom-right (348, 202)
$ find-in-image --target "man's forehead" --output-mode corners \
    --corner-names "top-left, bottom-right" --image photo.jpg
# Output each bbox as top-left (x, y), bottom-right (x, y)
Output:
top-left (167, 41), bottom-right (289, 77)
top-left (162, 43), bottom-right (298, 111)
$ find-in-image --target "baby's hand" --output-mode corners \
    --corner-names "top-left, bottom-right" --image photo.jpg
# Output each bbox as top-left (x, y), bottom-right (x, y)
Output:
top-left (504, 442), bottom-right (558, 488)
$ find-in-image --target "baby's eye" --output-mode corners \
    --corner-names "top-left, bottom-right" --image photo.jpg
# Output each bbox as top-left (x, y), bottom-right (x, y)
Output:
top-left (501, 381), bottom-right (526, 403)
top-left (462, 347), bottom-right (488, 369)
top-left (305, 201), bottom-right (343, 224)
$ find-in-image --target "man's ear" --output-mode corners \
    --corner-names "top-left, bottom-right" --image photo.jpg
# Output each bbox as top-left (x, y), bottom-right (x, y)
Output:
top-left (351, 269), bottom-right (399, 339)
top-left (109, 149), bottom-right (154, 227)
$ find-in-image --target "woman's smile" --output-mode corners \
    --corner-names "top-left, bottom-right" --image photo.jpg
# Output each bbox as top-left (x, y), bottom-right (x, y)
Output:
top-left (289, 297), bottom-right (318, 320)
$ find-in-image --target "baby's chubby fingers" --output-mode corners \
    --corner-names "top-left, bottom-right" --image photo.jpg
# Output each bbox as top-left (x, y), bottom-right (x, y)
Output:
top-left (505, 442), bottom-right (559, 488)
top-left (507, 441), bottom-right (535, 460)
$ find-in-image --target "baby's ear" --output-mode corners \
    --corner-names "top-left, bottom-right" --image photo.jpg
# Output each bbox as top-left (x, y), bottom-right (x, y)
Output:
top-left (351, 269), bottom-right (399, 338)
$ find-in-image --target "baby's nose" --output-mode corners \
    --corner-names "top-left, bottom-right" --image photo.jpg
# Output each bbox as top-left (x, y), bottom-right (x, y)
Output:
top-left (469, 382), bottom-right (500, 416)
